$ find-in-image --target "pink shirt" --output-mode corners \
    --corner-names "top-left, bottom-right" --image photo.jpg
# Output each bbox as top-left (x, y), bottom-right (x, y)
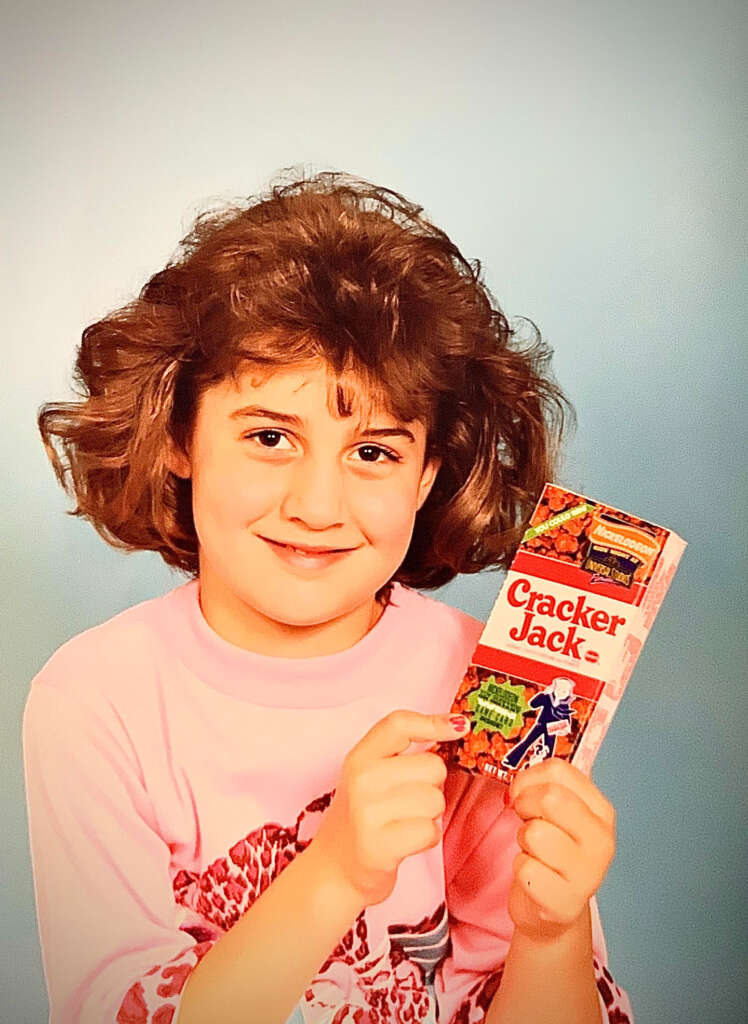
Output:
top-left (23, 579), bottom-right (633, 1023)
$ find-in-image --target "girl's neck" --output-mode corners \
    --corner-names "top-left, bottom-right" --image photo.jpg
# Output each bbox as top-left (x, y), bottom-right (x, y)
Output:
top-left (196, 571), bottom-right (387, 659)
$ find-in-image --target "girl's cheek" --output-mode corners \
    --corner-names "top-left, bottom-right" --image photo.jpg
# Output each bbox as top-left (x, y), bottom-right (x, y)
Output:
top-left (355, 488), bottom-right (419, 539)
top-left (194, 459), bottom-right (271, 523)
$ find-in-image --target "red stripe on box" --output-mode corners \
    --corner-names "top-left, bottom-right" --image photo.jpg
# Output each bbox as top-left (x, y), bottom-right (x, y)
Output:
top-left (512, 551), bottom-right (645, 606)
top-left (471, 644), bottom-right (605, 701)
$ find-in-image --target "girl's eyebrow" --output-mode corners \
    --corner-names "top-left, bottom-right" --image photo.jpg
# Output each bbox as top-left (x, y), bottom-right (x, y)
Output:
top-left (229, 404), bottom-right (416, 443)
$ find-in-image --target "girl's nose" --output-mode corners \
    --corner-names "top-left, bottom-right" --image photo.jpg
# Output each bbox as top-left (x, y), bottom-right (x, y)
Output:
top-left (280, 456), bottom-right (347, 528)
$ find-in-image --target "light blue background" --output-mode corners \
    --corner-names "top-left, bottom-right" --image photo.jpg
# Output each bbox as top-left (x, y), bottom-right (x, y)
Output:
top-left (3, 2), bottom-right (746, 1022)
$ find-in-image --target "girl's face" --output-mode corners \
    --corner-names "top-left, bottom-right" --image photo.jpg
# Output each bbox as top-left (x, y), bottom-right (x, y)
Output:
top-left (168, 360), bottom-right (441, 657)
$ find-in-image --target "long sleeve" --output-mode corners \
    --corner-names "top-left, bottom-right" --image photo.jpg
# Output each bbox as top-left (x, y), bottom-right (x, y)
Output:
top-left (434, 765), bottom-right (634, 1024)
top-left (22, 681), bottom-right (216, 1024)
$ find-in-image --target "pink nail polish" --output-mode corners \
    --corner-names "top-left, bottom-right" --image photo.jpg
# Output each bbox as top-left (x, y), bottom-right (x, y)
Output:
top-left (449, 715), bottom-right (469, 733)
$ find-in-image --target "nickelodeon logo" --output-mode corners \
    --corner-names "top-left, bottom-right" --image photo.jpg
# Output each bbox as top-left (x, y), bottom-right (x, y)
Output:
top-left (587, 513), bottom-right (661, 576)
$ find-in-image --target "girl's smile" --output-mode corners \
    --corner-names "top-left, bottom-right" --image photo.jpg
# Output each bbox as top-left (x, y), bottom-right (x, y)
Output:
top-left (260, 535), bottom-right (358, 570)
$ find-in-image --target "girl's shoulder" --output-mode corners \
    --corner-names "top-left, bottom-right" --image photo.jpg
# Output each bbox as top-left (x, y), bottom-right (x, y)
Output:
top-left (395, 583), bottom-right (486, 658)
top-left (28, 581), bottom-right (188, 704)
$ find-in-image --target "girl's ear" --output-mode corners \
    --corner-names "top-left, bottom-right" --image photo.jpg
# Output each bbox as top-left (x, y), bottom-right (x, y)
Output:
top-left (416, 456), bottom-right (442, 511)
top-left (164, 435), bottom-right (192, 479)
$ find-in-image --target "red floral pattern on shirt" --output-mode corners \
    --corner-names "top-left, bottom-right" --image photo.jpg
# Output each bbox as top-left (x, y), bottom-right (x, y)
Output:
top-left (593, 956), bottom-right (633, 1023)
top-left (115, 941), bottom-right (212, 1024)
top-left (116, 791), bottom-right (447, 1023)
top-left (116, 790), bottom-right (632, 1024)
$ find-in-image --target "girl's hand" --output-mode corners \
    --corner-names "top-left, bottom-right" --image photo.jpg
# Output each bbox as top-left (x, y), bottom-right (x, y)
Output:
top-left (313, 710), bottom-right (467, 908)
top-left (506, 757), bottom-right (616, 942)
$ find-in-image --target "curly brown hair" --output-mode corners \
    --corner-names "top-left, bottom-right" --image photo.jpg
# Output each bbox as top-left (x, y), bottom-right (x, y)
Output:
top-left (38, 168), bottom-right (572, 603)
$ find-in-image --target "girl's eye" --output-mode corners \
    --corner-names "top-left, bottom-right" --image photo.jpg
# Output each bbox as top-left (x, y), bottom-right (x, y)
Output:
top-left (243, 430), bottom-right (400, 464)
top-left (245, 429), bottom-right (293, 451)
top-left (354, 444), bottom-right (401, 464)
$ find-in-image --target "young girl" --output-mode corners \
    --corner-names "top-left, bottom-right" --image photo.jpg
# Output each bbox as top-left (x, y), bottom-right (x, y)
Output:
top-left (24, 170), bottom-right (634, 1024)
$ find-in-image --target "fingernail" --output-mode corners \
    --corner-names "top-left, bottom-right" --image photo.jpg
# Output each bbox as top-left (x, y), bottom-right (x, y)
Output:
top-left (449, 714), bottom-right (470, 733)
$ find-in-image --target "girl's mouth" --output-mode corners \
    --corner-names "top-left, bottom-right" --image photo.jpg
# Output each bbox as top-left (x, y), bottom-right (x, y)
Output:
top-left (261, 537), bottom-right (354, 569)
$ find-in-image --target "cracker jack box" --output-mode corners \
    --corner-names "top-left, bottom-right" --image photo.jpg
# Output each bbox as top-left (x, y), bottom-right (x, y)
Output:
top-left (437, 484), bottom-right (687, 782)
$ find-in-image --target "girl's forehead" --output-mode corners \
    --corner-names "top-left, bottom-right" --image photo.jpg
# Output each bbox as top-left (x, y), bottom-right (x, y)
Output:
top-left (220, 360), bottom-right (401, 424)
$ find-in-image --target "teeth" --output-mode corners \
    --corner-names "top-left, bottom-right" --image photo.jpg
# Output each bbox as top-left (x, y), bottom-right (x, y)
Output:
top-left (269, 539), bottom-right (341, 555)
